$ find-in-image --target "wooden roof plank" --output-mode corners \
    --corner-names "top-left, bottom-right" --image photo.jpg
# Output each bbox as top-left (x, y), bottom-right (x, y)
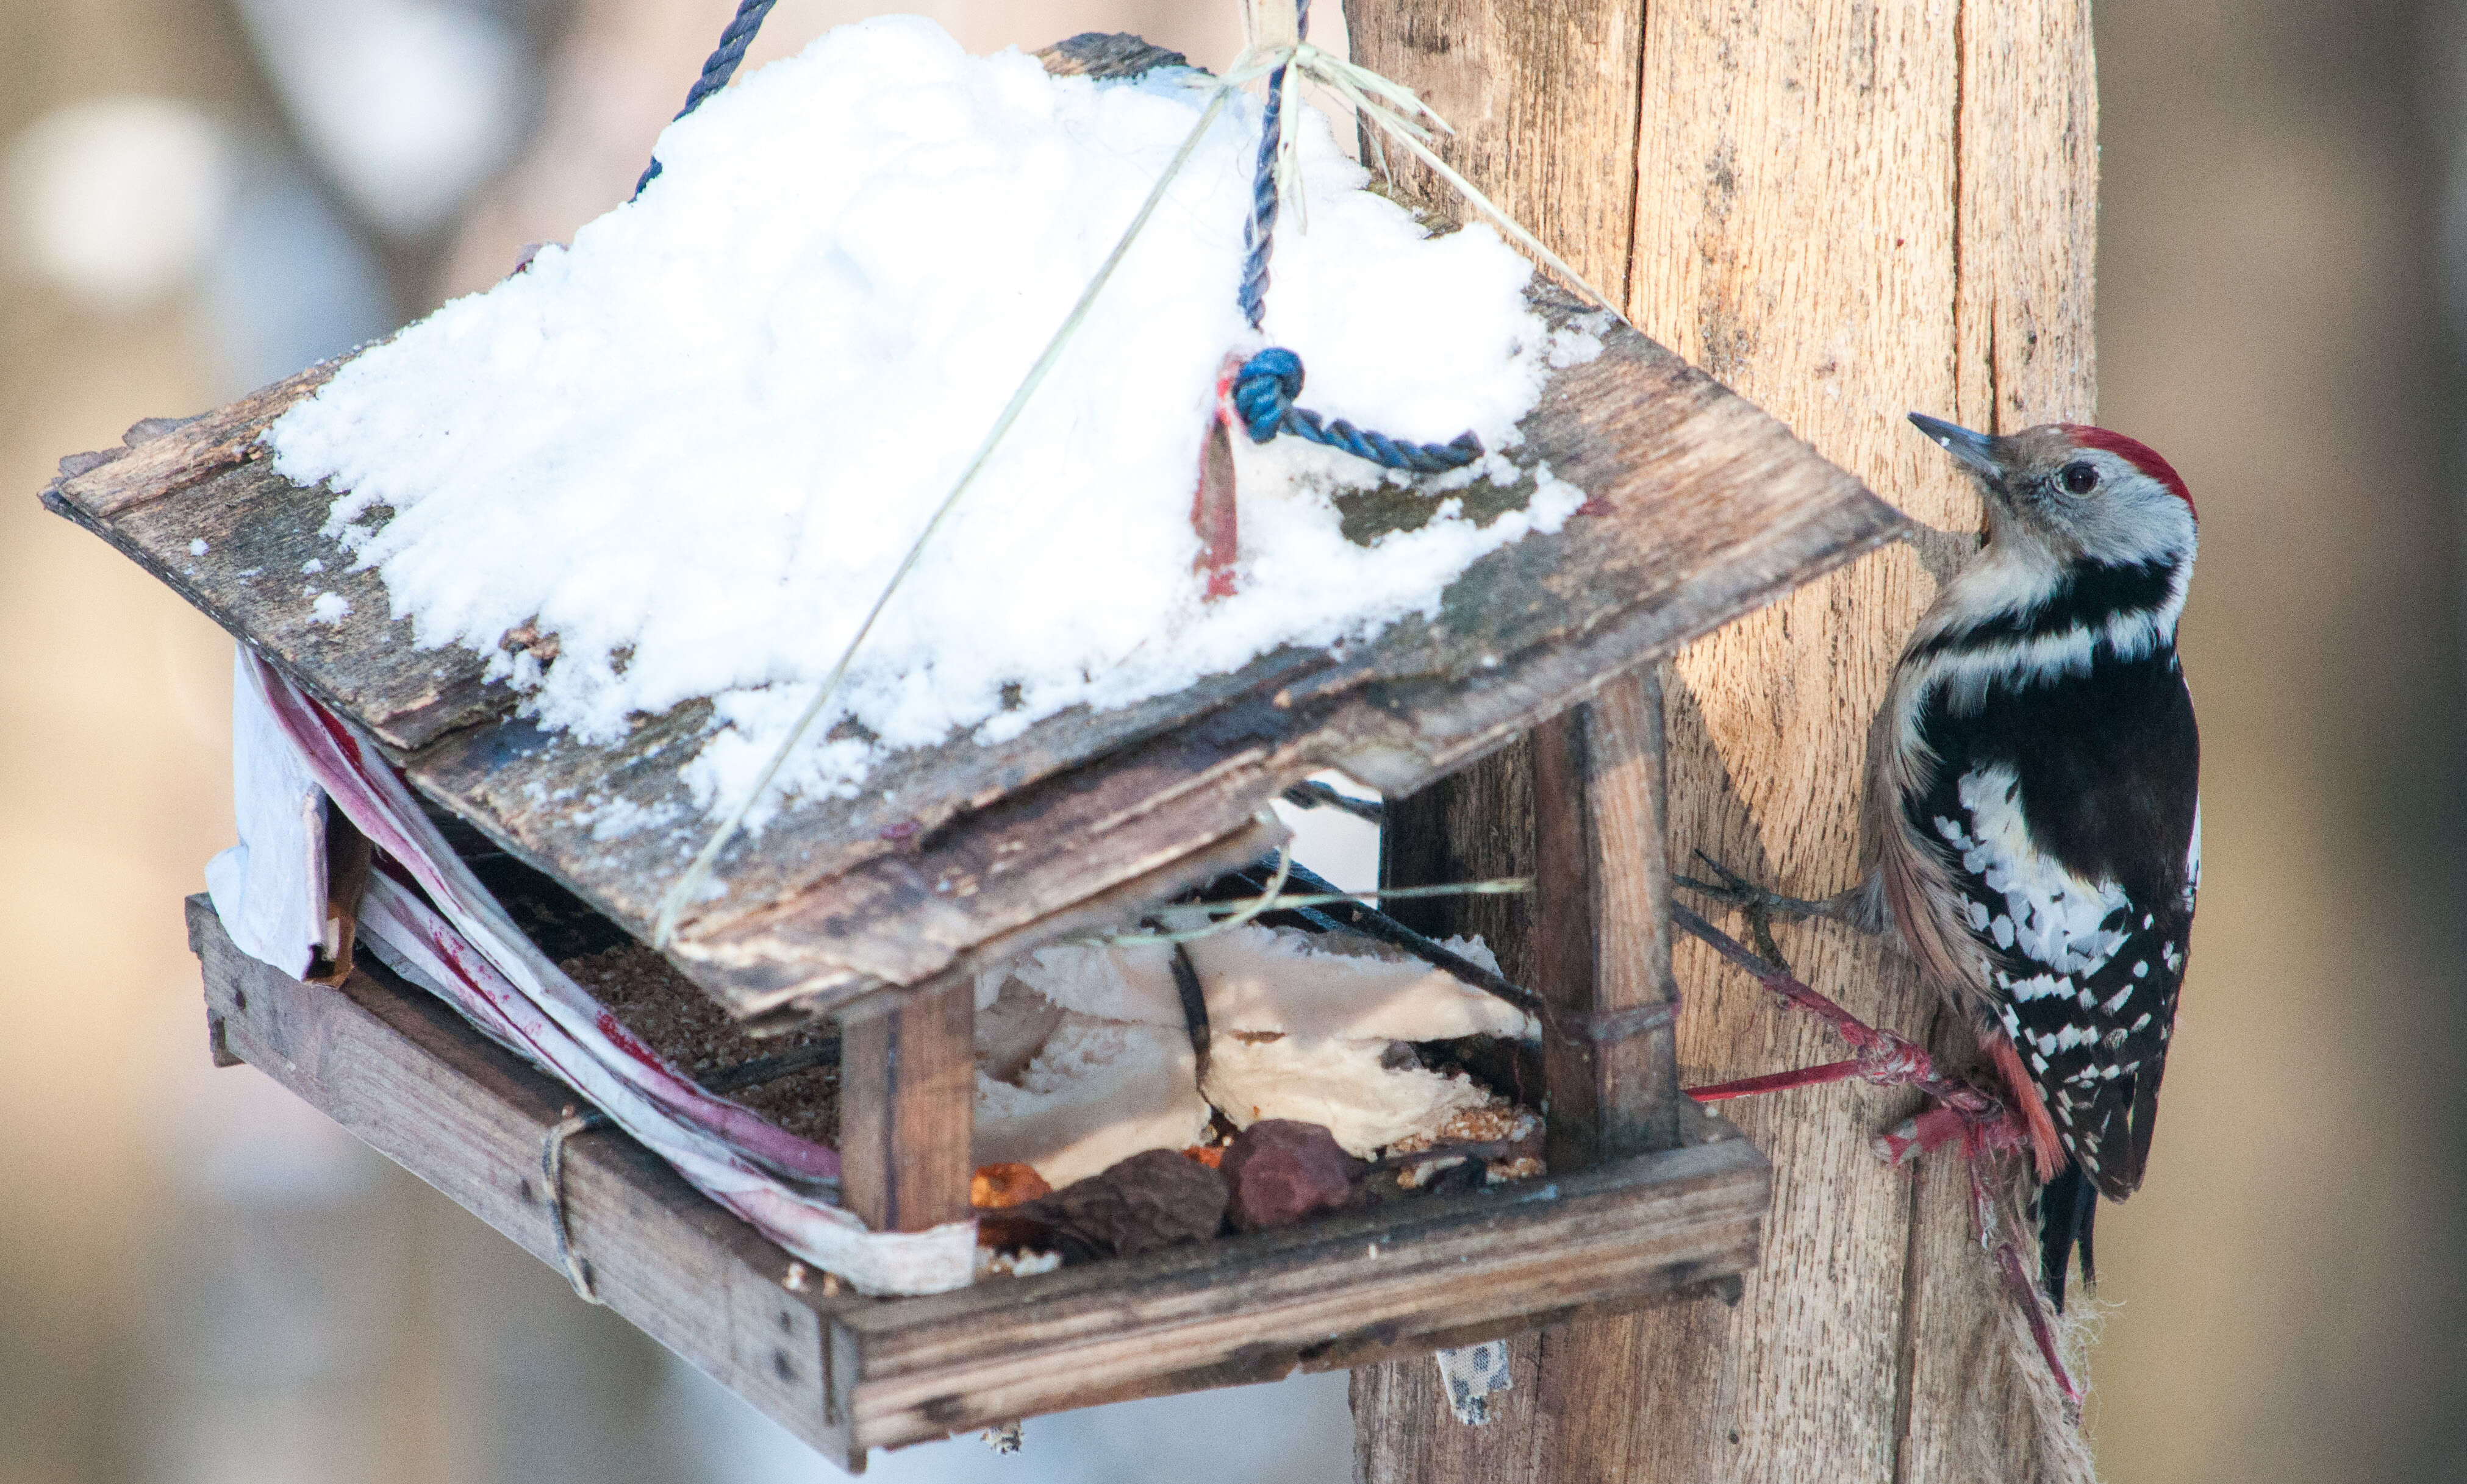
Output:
top-left (41, 362), bottom-right (514, 751)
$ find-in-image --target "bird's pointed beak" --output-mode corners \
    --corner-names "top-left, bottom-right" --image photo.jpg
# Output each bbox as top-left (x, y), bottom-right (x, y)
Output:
top-left (1907, 413), bottom-right (2004, 479)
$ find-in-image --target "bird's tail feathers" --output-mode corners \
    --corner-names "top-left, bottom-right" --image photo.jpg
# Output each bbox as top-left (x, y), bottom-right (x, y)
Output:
top-left (2038, 1159), bottom-right (2100, 1311)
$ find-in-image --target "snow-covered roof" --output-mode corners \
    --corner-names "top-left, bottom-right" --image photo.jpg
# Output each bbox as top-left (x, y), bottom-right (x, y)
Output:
top-left (43, 30), bottom-right (1901, 1027)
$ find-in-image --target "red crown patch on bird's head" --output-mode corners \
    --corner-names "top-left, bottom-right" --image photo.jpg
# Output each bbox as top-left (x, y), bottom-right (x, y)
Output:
top-left (2060, 425), bottom-right (2194, 519)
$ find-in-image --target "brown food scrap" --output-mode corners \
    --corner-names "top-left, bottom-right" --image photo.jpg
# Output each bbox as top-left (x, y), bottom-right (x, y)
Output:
top-left (564, 943), bottom-right (839, 1146)
top-left (985, 1149), bottom-right (1228, 1263)
top-left (972, 1163), bottom-right (1051, 1209)
top-left (1222, 1119), bottom-right (1363, 1232)
top-left (1181, 1144), bottom-right (1225, 1170)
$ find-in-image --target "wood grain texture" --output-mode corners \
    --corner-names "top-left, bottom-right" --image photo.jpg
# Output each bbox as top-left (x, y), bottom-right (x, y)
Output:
top-left (186, 895), bottom-right (857, 1464)
top-left (1351, 1), bottom-right (2098, 1480)
top-left (1902, 7), bottom-right (2101, 1479)
top-left (191, 895), bottom-right (1766, 1466)
top-left (1353, 0), bottom-right (1675, 1470)
top-left (1358, 671), bottom-right (1696, 1484)
top-left (837, 982), bottom-right (975, 1233)
top-left (51, 359), bottom-right (337, 517)
top-left (1348, 0), bottom-right (1645, 292)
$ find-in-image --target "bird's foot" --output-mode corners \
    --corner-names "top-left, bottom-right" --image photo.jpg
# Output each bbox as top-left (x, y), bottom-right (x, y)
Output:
top-left (1677, 852), bottom-right (1852, 923)
top-left (1673, 902), bottom-right (1950, 1098)
top-left (1676, 854), bottom-right (1864, 974)
top-left (1671, 902), bottom-right (2076, 1404)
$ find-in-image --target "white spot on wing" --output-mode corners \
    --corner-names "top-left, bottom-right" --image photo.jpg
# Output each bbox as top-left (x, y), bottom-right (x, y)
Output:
top-left (1953, 766), bottom-right (2135, 979)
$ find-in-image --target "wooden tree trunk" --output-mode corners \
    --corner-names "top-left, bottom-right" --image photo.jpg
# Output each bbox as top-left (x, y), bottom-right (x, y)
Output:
top-left (1350, 1), bottom-right (2097, 1480)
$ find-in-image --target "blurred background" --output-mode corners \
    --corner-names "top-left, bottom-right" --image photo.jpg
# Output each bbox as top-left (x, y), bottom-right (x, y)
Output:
top-left (0, 1), bottom-right (2458, 1482)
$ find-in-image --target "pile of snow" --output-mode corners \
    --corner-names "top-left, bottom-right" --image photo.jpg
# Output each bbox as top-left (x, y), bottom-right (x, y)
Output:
top-left (268, 16), bottom-right (1593, 821)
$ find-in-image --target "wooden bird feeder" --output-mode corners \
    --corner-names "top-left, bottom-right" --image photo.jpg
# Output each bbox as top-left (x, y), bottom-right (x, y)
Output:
top-left (45, 32), bottom-right (1905, 1469)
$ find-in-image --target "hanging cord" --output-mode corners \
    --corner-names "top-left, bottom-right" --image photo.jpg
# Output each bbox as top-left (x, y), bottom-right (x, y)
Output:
top-left (1234, 15), bottom-right (1289, 335)
top-left (541, 1105), bottom-right (610, 1302)
top-left (1230, 0), bottom-right (1483, 475)
top-left (633, 0), bottom-right (780, 198)
top-left (1233, 348), bottom-right (1483, 473)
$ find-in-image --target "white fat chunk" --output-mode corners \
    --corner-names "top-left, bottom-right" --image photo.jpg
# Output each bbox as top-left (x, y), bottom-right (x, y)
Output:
top-left (972, 1013), bottom-right (1210, 1188)
top-left (1202, 1035), bottom-right (1497, 1157)
top-left (979, 924), bottom-right (1531, 1172)
top-left (1011, 924), bottom-right (1536, 1042)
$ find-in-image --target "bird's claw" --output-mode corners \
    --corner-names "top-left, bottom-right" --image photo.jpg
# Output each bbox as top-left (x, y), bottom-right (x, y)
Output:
top-left (1674, 851), bottom-right (1759, 905)
top-left (1678, 852), bottom-right (1797, 973)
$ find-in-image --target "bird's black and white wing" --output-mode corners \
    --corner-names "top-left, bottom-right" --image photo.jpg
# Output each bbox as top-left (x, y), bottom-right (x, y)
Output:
top-left (1908, 643), bottom-right (2200, 1199)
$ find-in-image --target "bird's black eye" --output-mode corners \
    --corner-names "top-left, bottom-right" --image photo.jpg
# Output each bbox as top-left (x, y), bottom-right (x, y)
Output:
top-left (2060, 460), bottom-right (2099, 495)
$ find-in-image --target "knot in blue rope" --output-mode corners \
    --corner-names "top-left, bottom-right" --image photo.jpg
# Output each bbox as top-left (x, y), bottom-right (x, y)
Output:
top-left (1232, 349), bottom-right (1484, 475)
top-left (1231, 348), bottom-right (1305, 441)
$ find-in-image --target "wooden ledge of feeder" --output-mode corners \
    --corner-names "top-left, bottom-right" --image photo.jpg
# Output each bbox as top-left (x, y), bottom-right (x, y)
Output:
top-left (192, 894), bottom-right (1766, 1466)
top-left (52, 34), bottom-right (1907, 1028)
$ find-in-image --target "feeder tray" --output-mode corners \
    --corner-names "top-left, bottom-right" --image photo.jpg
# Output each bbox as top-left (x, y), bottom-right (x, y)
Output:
top-left (52, 30), bottom-right (1904, 1468)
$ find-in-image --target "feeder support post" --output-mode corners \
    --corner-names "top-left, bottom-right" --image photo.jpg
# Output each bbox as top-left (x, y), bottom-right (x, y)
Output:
top-left (1531, 678), bottom-right (1683, 1168)
top-left (1350, 0), bottom-right (2100, 1479)
top-left (838, 982), bottom-right (975, 1233)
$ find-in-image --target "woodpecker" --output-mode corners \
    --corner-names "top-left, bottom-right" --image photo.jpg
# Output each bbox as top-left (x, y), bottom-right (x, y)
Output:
top-left (1875, 413), bottom-right (2200, 1307)
top-left (1680, 415), bottom-right (2200, 1319)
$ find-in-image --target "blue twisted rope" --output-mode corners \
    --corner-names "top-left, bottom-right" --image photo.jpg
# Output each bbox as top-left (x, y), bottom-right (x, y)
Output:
top-left (1234, 7), bottom-right (1296, 334)
top-left (1230, 1), bottom-right (1481, 475)
top-left (633, 0), bottom-right (779, 198)
top-left (1233, 349), bottom-right (1482, 473)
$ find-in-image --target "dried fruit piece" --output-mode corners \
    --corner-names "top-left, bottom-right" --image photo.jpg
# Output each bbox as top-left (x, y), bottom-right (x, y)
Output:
top-left (971, 1162), bottom-right (1052, 1209)
top-left (1222, 1119), bottom-right (1363, 1232)
top-left (987, 1149), bottom-right (1228, 1263)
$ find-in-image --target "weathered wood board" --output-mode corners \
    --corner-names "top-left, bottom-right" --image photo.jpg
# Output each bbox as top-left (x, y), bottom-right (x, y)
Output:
top-left (51, 37), bottom-right (1903, 1024)
top-left (192, 895), bottom-right (1767, 1467)
top-left (1346, 1), bottom-right (2107, 1480)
